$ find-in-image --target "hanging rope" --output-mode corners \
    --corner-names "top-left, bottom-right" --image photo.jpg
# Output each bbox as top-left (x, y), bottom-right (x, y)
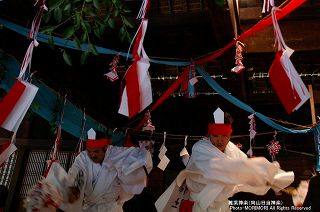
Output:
top-left (44, 94), bottom-right (67, 177)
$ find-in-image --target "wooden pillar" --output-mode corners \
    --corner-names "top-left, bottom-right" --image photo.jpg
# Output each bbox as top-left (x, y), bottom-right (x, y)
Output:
top-left (308, 84), bottom-right (316, 125)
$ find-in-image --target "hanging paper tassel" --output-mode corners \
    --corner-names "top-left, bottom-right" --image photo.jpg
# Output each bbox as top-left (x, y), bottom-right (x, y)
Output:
top-left (231, 41), bottom-right (245, 74)
top-left (267, 131), bottom-right (281, 161)
top-left (181, 64), bottom-right (197, 98)
top-left (104, 54), bottom-right (119, 82)
top-left (247, 114), bottom-right (256, 157)
top-left (188, 63), bottom-right (197, 98)
top-left (158, 132), bottom-right (170, 171)
top-left (180, 135), bottom-right (190, 166)
top-left (262, 0), bottom-right (274, 14)
top-left (142, 110), bottom-right (155, 132)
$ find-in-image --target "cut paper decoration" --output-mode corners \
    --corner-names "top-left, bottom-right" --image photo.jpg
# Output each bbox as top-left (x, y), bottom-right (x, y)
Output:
top-left (158, 144), bottom-right (167, 160)
top-left (158, 132), bottom-right (169, 170)
top-left (248, 114), bottom-right (257, 141)
top-left (267, 138), bottom-right (281, 161)
top-left (247, 114), bottom-right (256, 157)
top-left (188, 64), bottom-right (197, 98)
top-left (104, 54), bottom-right (119, 82)
top-left (231, 41), bottom-right (245, 74)
top-left (247, 146), bottom-right (253, 158)
top-left (157, 155), bottom-right (170, 171)
top-left (189, 77), bottom-right (198, 86)
top-left (213, 108), bottom-right (224, 124)
top-left (118, 19), bottom-right (152, 118)
top-left (181, 65), bottom-right (197, 98)
top-left (104, 71), bottom-right (118, 82)
top-left (180, 135), bottom-right (190, 166)
top-left (158, 132), bottom-right (167, 160)
top-left (268, 7), bottom-right (310, 114)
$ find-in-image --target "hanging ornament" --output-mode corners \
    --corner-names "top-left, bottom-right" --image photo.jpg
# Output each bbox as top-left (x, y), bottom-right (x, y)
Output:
top-left (104, 54), bottom-right (119, 82)
top-left (180, 64), bottom-right (198, 98)
top-left (158, 132), bottom-right (170, 171)
top-left (142, 110), bottom-right (155, 132)
top-left (188, 63), bottom-right (197, 98)
top-left (231, 41), bottom-right (245, 74)
top-left (180, 135), bottom-right (190, 166)
top-left (267, 131), bottom-right (281, 161)
top-left (247, 114), bottom-right (256, 157)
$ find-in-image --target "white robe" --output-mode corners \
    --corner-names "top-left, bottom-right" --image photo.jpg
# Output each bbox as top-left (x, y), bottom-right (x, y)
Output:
top-left (155, 138), bottom-right (294, 212)
top-left (61, 145), bottom-right (153, 212)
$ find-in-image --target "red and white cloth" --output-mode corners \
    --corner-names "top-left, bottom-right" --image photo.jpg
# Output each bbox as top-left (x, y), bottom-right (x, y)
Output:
top-left (268, 7), bottom-right (309, 114)
top-left (0, 41), bottom-right (39, 166)
top-left (118, 19), bottom-right (152, 118)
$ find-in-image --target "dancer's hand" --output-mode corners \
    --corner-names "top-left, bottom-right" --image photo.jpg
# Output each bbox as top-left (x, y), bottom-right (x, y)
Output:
top-left (68, 186), bottom-right (80, 203)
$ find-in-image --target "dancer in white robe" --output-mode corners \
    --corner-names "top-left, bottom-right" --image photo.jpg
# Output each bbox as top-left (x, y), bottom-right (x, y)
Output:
top-left (155, 108), bottom-right (294, 212)
top-left (60, 129), bottom-right (153, 212)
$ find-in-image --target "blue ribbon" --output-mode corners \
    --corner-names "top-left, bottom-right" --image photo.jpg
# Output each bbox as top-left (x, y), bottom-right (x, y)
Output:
top-left (0, 18), bottom-right (191, 67)
top-left (196, 65), bottom-right (313, 134)
top-left (188, 69), bottom-right (196, 98)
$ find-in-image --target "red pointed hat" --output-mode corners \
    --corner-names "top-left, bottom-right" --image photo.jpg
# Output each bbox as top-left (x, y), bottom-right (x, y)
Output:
top-left (86, 128), bottom-right (111, 148)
